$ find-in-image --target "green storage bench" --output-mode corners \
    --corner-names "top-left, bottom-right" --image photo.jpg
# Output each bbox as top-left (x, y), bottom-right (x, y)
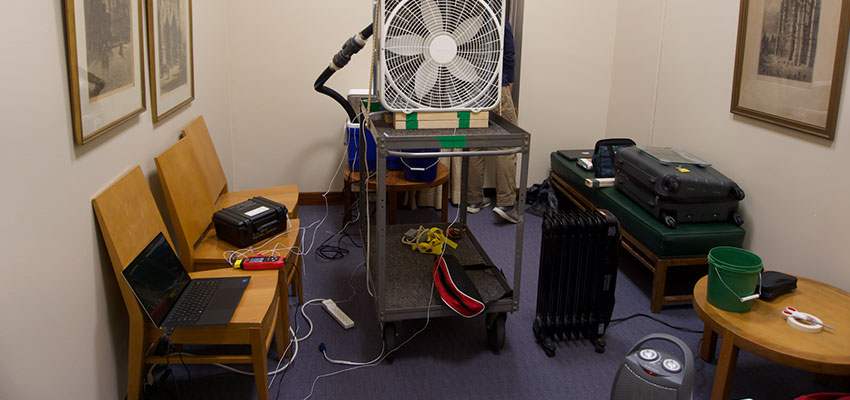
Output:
top-left (549, 151), bottom-right (745, 312)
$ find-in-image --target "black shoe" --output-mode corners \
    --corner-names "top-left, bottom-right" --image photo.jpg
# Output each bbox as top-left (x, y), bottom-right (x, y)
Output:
top-left (467, 199), bottom-right (492, 214)
top-left (494, 206), bottom-right (518, 223)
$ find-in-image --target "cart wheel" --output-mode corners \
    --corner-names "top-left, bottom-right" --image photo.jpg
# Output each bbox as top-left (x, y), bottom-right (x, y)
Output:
top-left (383, 322), bottom-right (397, 363)
top-left (663, 215), bottom-right (677, 229)
top-left (732, 213), bottom-right (744, 226)
top-left (486, 313), bottom-right (507, 354)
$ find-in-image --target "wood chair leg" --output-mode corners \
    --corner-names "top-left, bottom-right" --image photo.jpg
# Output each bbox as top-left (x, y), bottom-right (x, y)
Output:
top-left (126, 328), bottom-right (147, 400)
top-left (440, 182), bottom-right (449, 223)
top-left (650, 260), bottom-right (669, 313)
top-left (388, 191), bottom-right (397, 224)
top-left (251, 329), bottom-right (270, 400)
top-left (276, 272), bottom-right (291, 358)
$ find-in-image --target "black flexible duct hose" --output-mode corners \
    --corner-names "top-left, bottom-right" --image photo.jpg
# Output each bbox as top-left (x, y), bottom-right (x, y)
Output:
top-left (314, 23), bottom-right (374, 122)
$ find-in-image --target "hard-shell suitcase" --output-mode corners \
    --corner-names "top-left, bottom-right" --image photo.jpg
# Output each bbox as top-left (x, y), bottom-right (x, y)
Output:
top-left (533, 209), bottom-right (619, 357)
top-left (614, 147), bottom-right (744, 229)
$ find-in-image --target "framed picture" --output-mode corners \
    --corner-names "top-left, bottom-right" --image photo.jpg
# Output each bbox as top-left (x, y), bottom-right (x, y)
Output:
top-left (146, 0), bottom-right (194, 123)
top-left (731, 0), bottom-right (850, 140)
top-left (64, 0), bottom-right (146, 145)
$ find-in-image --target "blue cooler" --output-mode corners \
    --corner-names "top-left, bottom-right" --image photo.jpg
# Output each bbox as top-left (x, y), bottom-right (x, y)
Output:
top-left (345, 121), bottom-right (402, 171)
top-left (402, 148), bottom-right (440, 182)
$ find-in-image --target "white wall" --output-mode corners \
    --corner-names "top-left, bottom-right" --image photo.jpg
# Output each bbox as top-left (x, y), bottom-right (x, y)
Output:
top-left (0, 2), bottom-right (233, 399)
top-left (607, 0), bottom-right (850, 290)
top-left (518, 0), bottom-right (620, 183)
top-left (226, 1), bottom-right (377, 193)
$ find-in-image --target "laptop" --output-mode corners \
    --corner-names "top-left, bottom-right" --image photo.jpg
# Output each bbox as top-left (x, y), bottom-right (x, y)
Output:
top-left (122, 232), bottom-right (251, 329)
top-left (557, 149), bottom-right (594, 160)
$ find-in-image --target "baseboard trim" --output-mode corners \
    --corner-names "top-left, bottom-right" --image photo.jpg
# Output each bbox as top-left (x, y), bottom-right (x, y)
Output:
top-left (299, 191), bottom-right (346, 206)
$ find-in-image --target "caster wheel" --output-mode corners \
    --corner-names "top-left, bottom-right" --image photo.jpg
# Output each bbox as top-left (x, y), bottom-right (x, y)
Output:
top-left (486, 313), bottom-right (506, 353)
top-left (594, 338), bottom-right (606, 354)
top-left (732, 213), bottom-right (744, 226)
top-left (732, 187), bottom-right (746, 201)
top-left (663, 215), bottom-right (677, 229)
top-left (383, 322), bottom-right (397, 364)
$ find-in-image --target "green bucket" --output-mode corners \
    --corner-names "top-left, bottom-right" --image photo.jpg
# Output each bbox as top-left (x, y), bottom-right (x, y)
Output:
top-left (706, 246), bottom-right (763, 313)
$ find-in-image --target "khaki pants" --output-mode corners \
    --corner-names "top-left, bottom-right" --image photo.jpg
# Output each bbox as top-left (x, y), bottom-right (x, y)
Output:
top-left (467, 86), bottom-right (518, 207)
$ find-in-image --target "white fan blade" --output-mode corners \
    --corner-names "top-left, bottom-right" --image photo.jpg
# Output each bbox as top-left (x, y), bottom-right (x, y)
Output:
top-left (385, 35), bottom-right (425, 56)
top-left (447, 56), bottom-right (478, 83)
top-left (419, 0), bottom-right (444, 35)
top-left (414, 60), bottom-right (439, 98)
top-left (454, 16), bottom-right (483, 45)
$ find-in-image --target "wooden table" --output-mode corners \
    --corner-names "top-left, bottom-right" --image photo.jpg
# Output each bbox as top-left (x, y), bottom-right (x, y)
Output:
top-left (693, 275), bottom-right (850, 399)
top-left (343, 163), bottom-right (450, 224)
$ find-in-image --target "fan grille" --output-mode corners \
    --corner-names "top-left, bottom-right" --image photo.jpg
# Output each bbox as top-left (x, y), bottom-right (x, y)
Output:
top-left (380, 0), bottom-right (504, 112)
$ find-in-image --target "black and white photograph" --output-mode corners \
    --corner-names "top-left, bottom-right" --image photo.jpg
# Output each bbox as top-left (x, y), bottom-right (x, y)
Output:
top-left (731, 0), bottom-right (850, 140)
top-left (157, 0), bottom-right (188, 94)
top-left (65, 0), bottom-right (145, 145)
top-left (757, 0), bottom-right (821, 83)
top-left (147, 0), bottom-right (194, 122)
top-left (84, 0), bottom-right (136, 99)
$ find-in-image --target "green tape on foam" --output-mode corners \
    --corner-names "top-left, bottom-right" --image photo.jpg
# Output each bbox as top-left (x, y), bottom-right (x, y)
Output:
top-left (457, 112), bottom-right (470, 129)
top-left (436, 135), bottom-right (467, 148)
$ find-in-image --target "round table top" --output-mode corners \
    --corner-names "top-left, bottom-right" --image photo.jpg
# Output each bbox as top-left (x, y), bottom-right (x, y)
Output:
top-left (344, 163), bottom-right (449, 190)
top-left (693, 275), bottom-right (850, 374)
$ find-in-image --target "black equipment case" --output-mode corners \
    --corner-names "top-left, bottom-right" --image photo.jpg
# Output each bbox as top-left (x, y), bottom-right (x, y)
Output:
top-left (614, 147), bottom-right (745, 229)
top-left (212, 197), bottom-right (288, 248)
top-left (533, 209), bottom-right (620, 357)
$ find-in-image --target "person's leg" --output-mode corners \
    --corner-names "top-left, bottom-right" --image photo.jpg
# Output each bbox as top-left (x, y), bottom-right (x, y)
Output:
top-left (493, 86), bottom-right (519, 223)
top-left (467, 155), bottom-right (489, 212)
top-left (494, 153), bottom-right (517, 207)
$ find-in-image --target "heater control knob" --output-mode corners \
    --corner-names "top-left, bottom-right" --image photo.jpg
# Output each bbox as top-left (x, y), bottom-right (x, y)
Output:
top-left (639, 349), bottom-right (659, 361)
top-left (662, 358), bottom-right (682, 373)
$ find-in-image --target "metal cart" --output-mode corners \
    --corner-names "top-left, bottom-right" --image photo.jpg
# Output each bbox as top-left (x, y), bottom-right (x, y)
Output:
top-left (357, 112), bottom-right (530, 354)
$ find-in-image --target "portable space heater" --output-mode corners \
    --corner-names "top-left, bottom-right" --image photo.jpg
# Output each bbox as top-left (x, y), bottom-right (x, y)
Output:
top-left (610, 333), bottom-right (694, 400)
top-left (377, 0), bottom-right (505, 113)
top-left (533, 209), bottom-right (620, 357)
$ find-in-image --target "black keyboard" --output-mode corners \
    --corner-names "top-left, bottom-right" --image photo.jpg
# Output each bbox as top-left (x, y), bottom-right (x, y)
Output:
top-left (164, 279), bottom-right (221, 325)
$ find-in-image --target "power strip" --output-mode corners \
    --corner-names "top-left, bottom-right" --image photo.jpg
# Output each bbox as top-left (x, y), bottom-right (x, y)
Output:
top-left (322, 299), bottom-right (354, 329)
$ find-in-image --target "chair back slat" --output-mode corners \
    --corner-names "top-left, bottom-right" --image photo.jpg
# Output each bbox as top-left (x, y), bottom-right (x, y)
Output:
top-left (181, 116), bottom-right (228, 203)
top-left (155, 139), bottom-right (216, 270)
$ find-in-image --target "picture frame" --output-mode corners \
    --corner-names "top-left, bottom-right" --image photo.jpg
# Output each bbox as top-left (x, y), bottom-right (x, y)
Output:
top-left (146, 0), bottom-right (194, 123)
top-left (731, 0), bottom-right (850, 140)
top-left (64, 0), bottom-right (146, 145)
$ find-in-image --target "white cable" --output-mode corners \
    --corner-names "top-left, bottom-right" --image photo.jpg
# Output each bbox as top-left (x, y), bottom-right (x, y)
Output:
top-left (305, 200), bottom-right (462, 399)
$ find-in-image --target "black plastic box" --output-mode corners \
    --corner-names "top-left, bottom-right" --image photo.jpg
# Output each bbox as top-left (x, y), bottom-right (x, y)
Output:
top-left (212, 197), bottom-right (288, 248)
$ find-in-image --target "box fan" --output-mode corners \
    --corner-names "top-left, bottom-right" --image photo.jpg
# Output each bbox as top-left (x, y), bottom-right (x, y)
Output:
top-left (378, 0), bottom-right (505, 113)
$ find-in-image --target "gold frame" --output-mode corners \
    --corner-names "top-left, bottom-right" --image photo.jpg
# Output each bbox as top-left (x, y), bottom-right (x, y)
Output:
top-left (64, 0), bottom-right (146, 145)
top-left (146, 0), bottom-right (195, 123)
top-left (731, 0), bottom-right (850, 140)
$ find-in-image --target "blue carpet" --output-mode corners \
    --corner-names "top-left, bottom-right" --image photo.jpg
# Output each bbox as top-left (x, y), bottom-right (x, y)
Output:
top-left (150, 203), bottom-right (848, 399)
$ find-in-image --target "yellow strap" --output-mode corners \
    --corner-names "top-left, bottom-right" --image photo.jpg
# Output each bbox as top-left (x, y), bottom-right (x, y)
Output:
top-left (411, 228), bottom-right (457, 254)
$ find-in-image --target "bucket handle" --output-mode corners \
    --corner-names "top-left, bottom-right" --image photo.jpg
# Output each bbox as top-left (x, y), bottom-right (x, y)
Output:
top-left (400, 157), bottom-right (440, 172)
top-left (712, 264), bottom-right (762, 303)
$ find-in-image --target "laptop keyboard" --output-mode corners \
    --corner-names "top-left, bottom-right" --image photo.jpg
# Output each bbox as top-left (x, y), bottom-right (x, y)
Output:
top-left (164, 279), bottom-right (221, 325)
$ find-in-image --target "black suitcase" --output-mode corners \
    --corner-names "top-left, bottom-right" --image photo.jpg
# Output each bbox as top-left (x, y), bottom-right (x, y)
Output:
top-left (533, 209), bottom-right (619, 357)
top-left (614, 147), bottom-right (744, 229)
top-left (212, 197), bottom-right (288, 248)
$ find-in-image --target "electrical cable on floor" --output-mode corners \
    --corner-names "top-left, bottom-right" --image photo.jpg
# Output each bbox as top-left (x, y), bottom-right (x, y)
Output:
top-left (609, 313), bottom-right (703, 334)
top-left (303, 198), bottom-right (463, 400)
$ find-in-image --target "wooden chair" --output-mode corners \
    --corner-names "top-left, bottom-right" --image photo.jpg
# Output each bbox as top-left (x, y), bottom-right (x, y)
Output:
top-left (180, 115), bottom-right (300, 219)
top-left (176, 116), bottom-right (302, 304)
top-left (155, 138), bottom-right (301, 356)
top-left (92, 166), bottom-right (282, 400)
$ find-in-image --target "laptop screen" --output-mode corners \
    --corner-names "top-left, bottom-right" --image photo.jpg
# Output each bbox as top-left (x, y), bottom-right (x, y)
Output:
top-left (122, 232), bottom-right (191, 327)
